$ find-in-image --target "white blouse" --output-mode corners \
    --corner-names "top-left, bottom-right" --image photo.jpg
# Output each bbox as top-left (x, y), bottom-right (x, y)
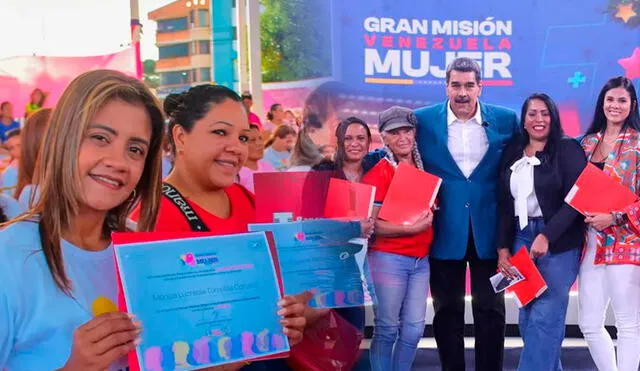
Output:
top-left (510, 154), bottom-right (543, 229)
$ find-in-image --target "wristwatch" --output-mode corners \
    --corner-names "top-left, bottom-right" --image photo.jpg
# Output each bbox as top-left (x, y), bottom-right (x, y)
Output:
top-left (611, 211), bottom-right (625, 226)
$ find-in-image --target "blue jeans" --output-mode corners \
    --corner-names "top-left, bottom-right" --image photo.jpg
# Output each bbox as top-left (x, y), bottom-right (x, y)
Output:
top-left (513, 217), bottom-right (580, 371)
top-left (365, 250), bottom-right (430, 371)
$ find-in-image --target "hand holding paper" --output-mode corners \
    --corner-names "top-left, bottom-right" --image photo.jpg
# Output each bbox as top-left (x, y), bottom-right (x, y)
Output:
top-left (506, 247), bottom-right (548, 307)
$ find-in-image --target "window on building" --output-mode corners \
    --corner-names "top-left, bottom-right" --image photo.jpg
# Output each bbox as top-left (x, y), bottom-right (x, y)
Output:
top-left (198, 40), bottom-right (211, 54)
top-left (198, 9), bottom-right (210, 27)
top-left (200, 68), bottom-right (211, 82)
top-left (161, 71), bottom-right (191, 85)
top-left (159, 43), bottom-right (190, 59)
top-left (189, 10), bottom-right (195, 27)
top-left (157, 17), bottom-right (188, 33)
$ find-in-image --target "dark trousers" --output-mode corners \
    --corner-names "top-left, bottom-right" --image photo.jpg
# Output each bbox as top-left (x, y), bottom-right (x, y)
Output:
top-left (430, 224), bottom-right (506, 371)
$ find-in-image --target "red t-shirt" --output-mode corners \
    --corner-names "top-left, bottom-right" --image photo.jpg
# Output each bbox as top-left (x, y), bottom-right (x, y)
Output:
top-left (361, 159), bottom-right (433, 258)
top-left (130, 183), bottom-right (256, 234)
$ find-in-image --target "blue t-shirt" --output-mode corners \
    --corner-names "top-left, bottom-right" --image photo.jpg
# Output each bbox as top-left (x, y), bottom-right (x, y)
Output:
top-left (0, 221), bottom-right (127, 371)
top-left (262, 147), bottom-right (291, 172)
top-left (1, 163), bottom-right (18, 197)
top-left (162, 156), bottom-right (173, 179)
top-left (18, 184), bottom-right (40, 212)
top-left (0, 194), bottom-right (21, 220)
top-left (0, 121), bottom-right (19, 143)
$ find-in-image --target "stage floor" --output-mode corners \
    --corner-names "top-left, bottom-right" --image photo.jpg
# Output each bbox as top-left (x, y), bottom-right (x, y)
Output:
top-left (356, 337), bottom-right (600, 370)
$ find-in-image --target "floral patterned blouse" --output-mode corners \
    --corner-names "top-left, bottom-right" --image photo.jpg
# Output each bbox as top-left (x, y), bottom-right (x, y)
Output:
top-left (581, 129), bottom-right (640, 265)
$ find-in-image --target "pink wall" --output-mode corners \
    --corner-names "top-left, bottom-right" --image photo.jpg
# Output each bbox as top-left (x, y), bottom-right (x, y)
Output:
top-left (0, 47), bottom-right (137, 118)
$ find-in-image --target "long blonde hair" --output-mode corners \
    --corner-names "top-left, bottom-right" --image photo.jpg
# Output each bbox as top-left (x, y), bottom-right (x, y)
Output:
top-left (14, 108), bottom-right (51, 199)
top-left (7, 70), bottom-right (165, 294)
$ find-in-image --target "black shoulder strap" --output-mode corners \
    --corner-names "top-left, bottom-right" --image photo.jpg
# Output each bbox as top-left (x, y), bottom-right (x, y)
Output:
top-left (161, 183), bottom-right (210, 232)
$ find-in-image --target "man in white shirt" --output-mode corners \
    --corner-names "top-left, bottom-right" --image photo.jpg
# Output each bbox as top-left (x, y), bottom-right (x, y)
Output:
top-left (414, 57), bottom-right (520, 371)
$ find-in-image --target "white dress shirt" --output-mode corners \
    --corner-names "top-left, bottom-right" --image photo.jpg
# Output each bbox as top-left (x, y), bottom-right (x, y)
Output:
top-left (447, 102), bottom-right (488, 178)
top-left (509, 154), bottom-right (543, 229)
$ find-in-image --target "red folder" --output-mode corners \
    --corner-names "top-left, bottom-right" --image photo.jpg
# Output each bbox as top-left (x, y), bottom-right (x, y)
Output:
top-left (323, 178), bottom-right (376, 219)
top-left (254, 171), bottom-right (333, 223)
top-left (377, 162), bottom-right (442, 225)
top-left (565, 162), bottom-right (637, 215)
top-left (111, 232), bottom-right (288, 371)
top-left (506, 247), bottom-right (548, 307)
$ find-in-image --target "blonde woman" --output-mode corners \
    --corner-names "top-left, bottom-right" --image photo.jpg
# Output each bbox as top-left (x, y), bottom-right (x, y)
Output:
top-left (14, 108), bottom-right (52, 209)
top-left (0, 70), bottom-right (165, 371)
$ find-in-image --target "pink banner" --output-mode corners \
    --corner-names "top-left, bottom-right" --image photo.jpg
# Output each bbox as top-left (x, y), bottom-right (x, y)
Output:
top-left (0, 47), bottom-right (137, 118)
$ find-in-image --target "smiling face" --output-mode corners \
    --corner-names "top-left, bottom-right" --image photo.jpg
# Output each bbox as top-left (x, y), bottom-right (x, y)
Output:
top-left (603, 87), bottom-right (633, 127)
top-left (77, 99), bottom-right (152, 212)
top-left (524, 99), bottom-right (551, 142)
top-left (382, 127), bottom-right (415, 157)
top-left (446, 70), bottom-right (482, 120)
top-left (173, 99), bottom-right (250, 189)
top-left (343, 123), bottom-right (370, 163)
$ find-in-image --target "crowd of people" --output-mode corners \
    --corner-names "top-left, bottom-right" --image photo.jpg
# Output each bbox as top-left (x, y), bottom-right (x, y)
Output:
top-left (0, 57), bottom-right (639, 371)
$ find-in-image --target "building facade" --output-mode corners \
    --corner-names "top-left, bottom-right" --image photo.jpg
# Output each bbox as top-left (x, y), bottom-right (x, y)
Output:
top-left (149, 0), bottom-right (238, 98)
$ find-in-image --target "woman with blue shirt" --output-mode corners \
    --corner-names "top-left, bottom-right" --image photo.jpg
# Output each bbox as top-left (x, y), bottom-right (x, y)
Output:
top-left (0, 70), bottom-right (308, 371)
top-left (0, 70), bottom-right (166, 371)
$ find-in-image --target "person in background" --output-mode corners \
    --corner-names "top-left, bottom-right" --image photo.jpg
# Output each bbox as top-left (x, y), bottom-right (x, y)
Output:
top-left (361, 106), bottom-right (434, 371)
top-left (303, 81), bottom-right (346, 148)
top-left (415, 57), bottom-right (520, 371)
top-left (14, 108), bottom-right (52, 209)
top-left (241, 92), bottom-right (263, 130)
top-left (263, 124), bottom-right (296, 171)
top-left (238, 124), bottom-right (275, 193)
top-left (264, 103), bottom-right (285, 132)
top-left (0, 193), bottom-right (21, 223)
top-left (0, 101), bottom-right (20, 144)
top-left (0, 69), bottom-right (164, 371)
top-left (497, 93), bottom-right (586, 371)
top-left (319, 144), bottom-right (336, 161)
top-left (578, 76), bottom-right (640, 371)
top-left (1, 129), bottom-right (21, 196)
top-left (284, 110), bottom-right (300, 130)
top-left (289, 114), bottom-right (325, 172)
top-left (313, 117), bottom-right (371, 182)
top-left (162, 95), bottom-right (183, 179)
top-left (129, 84), bottom-right (317, 371)
top-left (25, 88), bottom-right (48, 118)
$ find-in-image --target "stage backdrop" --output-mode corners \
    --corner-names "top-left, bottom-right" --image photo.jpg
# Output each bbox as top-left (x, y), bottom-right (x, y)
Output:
top-left (330, 0), bottom-right (640, 135)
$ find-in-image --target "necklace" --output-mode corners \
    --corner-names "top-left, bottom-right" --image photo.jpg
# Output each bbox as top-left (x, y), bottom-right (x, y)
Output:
top-left (343, 169), bottom-right (361, 183)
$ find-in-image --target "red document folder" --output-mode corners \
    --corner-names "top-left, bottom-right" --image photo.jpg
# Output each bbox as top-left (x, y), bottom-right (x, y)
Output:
top-left (254, 171), bottom-right (333, 223)
top-left (565, 162), bottom-right (637, 215)
top-left (506, 247), bottom-right (548, 308)
top-left (377, 162), bottom-right (442, 225)
top-left (323, 177), bottom-right (376, 219)
top-left (110, 232), bottom-right (288, 371)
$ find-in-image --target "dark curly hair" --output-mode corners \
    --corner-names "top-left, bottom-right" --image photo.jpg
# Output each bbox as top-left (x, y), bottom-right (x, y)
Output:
top-left (164, 85), bottom-right (243, 155)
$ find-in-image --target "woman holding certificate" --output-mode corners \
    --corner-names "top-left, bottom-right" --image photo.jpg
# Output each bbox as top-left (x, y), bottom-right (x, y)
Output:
top-left (578, 76), bottom-right (640, 371)
top-left (360, 106), bottom-right (434, 371)
top-left (0, 70), bottom-right (165, 371)
top-left (496, 93), bottom-right (587, 370)
top-left (129, 84), bottom-right (310, 370)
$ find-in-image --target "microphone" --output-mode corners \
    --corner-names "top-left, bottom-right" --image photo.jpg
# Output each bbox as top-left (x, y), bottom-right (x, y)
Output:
top-left (482, 121), bottom-right (490, 128)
